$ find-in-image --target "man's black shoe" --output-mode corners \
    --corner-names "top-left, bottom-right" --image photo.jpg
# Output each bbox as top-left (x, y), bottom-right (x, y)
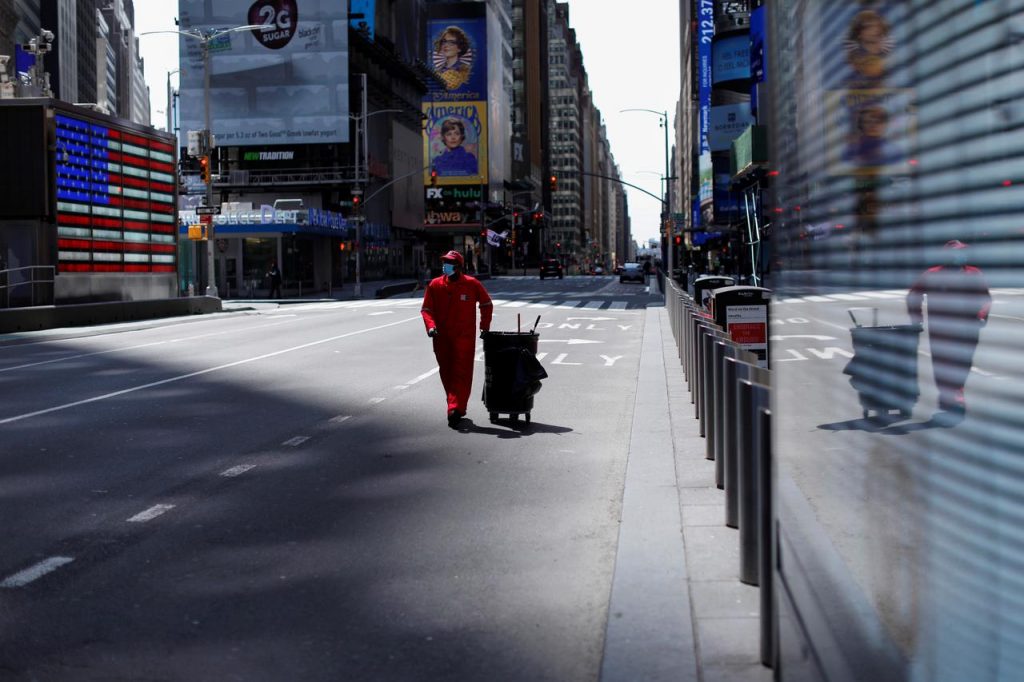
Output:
top-left (448, 411), bottom-right (462, 428)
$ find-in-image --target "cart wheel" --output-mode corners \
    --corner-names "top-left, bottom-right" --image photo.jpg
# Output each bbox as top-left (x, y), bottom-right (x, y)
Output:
top-left (510, 413), bottom-right (519, 423)
top-left (489, 412), bottom-right (498, 423)
top-left (525, 413), bottom-right (531, 424)
top-left (863, 409), bottom-right (870, 420)
top-left (899, 408), bottom-right (911, 419)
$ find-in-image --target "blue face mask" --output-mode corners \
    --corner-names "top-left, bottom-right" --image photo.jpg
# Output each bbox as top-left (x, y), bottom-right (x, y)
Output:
top-left (442, 263), bottom-right (456, 276)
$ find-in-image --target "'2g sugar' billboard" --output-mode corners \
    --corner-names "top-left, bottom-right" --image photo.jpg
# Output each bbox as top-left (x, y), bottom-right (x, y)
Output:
top-left (177, 0), bottom-right (349, 148)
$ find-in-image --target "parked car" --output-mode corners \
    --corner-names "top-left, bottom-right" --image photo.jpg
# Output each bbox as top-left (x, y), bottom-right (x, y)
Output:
top-left (539, 258), bottom-right (564, 279)
top-left (593, 265), bottom-right (604, 275)
top-left (619, 262), bottom-right (645, 283)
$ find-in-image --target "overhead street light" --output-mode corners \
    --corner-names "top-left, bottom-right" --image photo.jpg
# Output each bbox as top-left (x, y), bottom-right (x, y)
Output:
top-left (142, 25), bottom-right (262, 298)
top-left (621, 107), bottom-right (673, 277)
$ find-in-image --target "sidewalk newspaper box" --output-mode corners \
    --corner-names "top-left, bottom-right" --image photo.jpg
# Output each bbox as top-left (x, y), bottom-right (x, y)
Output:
top-left (691, 276), bottom-right (736, 310)
top-left (711, 285), bottom-right (770, 367)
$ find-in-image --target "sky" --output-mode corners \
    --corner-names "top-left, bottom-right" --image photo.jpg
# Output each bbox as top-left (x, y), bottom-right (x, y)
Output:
top-left (135, 1), bottom-right (681, 247)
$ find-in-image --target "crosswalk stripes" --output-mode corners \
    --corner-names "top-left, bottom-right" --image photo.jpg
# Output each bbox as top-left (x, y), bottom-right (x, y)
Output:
top-left (776, 288), bottom-right (1023, 305)
top-left (274, 295), bottom-right (640, 312)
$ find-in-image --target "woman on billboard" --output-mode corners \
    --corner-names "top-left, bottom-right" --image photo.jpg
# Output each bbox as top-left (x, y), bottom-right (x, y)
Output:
top-left (432, 118), bottom-right (479, 176)
top-left (433, 26), bottom-right (473, 91)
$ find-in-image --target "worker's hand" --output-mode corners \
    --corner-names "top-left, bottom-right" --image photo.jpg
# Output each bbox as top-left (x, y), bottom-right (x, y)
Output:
top-left (427, 328), bottom-right (438, 338)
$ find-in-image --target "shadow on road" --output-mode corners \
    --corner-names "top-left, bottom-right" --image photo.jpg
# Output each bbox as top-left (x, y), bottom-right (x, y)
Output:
top-left (818, 411), bottom-right (964, 434)
top-left (456, 418), bottom-right (573, 438)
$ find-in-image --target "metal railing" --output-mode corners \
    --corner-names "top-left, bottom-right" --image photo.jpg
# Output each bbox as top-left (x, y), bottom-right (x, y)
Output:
top-left (0, 265), bottom-right (56, 308)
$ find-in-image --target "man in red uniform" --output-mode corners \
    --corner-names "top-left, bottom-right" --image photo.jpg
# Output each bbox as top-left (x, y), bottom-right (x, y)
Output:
top-left (907, 240), bottom-right (991, 415)
top-left (421, 250), bottom-right (493, 427)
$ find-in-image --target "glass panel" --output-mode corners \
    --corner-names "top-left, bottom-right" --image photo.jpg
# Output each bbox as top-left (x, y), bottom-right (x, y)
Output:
top-left (768, 1), bottom-right (1024, 678)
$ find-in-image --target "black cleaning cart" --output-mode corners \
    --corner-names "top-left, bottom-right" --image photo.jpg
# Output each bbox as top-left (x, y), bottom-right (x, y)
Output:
top-left (842, 308), bottom-right (923, 419)
top-left (481, 327), bottom-right (547, 424)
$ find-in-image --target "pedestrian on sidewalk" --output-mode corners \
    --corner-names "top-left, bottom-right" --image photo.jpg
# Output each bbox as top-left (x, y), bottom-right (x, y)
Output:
top-left (266, 260), bottom-right (282, 299)
top-left (906, 239), bottom-right (991, 415)
top-left (421, 250), bottom-right (493, 428)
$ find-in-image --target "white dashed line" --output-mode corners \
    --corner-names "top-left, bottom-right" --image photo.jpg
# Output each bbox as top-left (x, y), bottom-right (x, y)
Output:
top-left (329, 415), bottom-right (353, 424)
top-left (283, 436), bottom-right (310, 447)
top-left (406, 368), bottom-right (440, 385)
top-left (127, 504), bottom-right (176, 523)
top-left (369, 397), bottom-right (387, 404)
top-left (220, 464), bottom-right (257, 478)
top-left (1, 557), bottom-right (75, 588)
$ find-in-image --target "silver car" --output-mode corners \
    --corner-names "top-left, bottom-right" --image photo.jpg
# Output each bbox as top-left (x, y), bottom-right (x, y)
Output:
top-left (619, 262), bottom-right (645, 283)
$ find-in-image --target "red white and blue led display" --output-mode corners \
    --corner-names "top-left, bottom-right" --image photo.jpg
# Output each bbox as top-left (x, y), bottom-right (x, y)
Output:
top-left (55, 114), bottom-right (177, 273)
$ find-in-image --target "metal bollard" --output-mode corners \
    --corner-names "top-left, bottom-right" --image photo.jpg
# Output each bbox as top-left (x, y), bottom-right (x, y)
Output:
top-left (695, 324), bottom-right (721, 431)
top-left (738, 378), bottom-right (770, 586)
top-left (712, 339), bottom-right (739, 481)
top-left (701, 329), bottom-right (726, 448)
top-left (757, 406), bottom-right (774, 667)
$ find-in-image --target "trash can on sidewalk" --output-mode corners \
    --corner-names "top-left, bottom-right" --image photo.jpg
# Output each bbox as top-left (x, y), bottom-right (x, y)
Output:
top-left (481, 331), bottom-right (547, 424)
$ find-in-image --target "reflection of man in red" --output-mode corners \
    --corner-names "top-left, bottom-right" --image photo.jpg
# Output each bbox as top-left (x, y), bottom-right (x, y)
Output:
top-left (907, 240), bottom-right (991, 414)
top-left (422, 250), bottom-right (493, 427)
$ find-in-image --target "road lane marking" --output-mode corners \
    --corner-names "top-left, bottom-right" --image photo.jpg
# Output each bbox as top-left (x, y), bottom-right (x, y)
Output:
top-left (368, 311), bottom-right (395, 316)
top-left (551, 353), bottom-right (582, 366)
top-left (221, 464), bottom-right (257, 477)
top-left (608, 301), bottom-right (628, 310)
top-left (406, 368), bottom-right (440, 385)
top-left (369, 397), bottom-right (387, 404)
top-left (0, 319), bottom-right (294, 373)
top-left (1, 557), bottom-right (75, 588)
top-left (283, 436), bottom-right (310, 447)
top-left (127, 504), bottom-right (175, 523)
top-left (329, 415), bottom-right (353, 424)
top-left (0, 316), bottom-right (421, 426)
top-left (583, 301), bottom-right (604, 309)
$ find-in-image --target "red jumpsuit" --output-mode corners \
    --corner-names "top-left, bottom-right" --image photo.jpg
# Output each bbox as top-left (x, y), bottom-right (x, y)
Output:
top-left (907, 264), bottom-right (991, 410)
top-left (421, 274), bottom-right (493, 416)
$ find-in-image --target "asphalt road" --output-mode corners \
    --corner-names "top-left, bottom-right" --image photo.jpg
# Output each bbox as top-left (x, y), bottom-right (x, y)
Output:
top-left (0, 274), bottom-right (658, 681)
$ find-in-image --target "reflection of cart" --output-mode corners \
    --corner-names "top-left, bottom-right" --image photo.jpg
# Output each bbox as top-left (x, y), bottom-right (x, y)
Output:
top-left (481, 326), bottom-right (547, 424)
top-left (842, 308), bottom-right (923, 419)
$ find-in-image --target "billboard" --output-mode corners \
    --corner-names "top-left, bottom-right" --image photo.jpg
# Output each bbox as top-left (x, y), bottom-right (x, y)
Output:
top-left (423, 101), bottom-right (488, 185)
top-left (712, 33), bottom-right (751, 84)
top-left (54, 113), bottom-right (177, 273)
top-left (423, 6), bottom-right (489, 196)
top-left (177, 0), bottom-right (349, 147)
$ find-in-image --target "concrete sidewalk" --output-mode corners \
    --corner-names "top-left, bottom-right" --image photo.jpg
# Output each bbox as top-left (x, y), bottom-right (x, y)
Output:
top-left (600, 300), bottom-right (771, 682)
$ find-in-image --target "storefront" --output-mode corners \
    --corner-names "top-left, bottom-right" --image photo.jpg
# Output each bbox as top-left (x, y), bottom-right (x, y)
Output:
top-left (178, 206), bottom-right (356, 297)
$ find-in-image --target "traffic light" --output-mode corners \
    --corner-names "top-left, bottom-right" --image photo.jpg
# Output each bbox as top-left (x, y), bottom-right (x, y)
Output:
top-left (513, 210), bottom-right (520, 226)
top-left (430, 168), bottom-right (438, 185)
top-left (199, 155), bottom-right (210, 184)
top-left (674, 234), bottom-right (682, 246)
top-left (352, 193), bottom-right (361, 210)
top-left (549, 174), bottom-right (558, 191)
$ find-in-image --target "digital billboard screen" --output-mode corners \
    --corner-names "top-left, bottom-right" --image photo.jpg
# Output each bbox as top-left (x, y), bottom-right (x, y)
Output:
top-left (177, 0), bottom-right (349, 147)
top-left (54, 114), bottom-right (177, 273)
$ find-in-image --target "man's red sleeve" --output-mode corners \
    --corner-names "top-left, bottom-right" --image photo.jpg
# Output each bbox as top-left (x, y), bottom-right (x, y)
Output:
top-left (421, 282), bottom-right (438, 332)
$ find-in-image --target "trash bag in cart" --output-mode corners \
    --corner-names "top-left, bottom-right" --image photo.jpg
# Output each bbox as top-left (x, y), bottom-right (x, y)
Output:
top-left (481, 330), bottom-right (548, 423)
top-left (842, 308), bottom-right (923, 419)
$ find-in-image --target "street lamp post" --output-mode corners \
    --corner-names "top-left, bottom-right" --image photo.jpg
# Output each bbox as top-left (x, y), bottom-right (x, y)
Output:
top-left (621, 108), bottom-right (672, 278)
top-left (142, 25), bottom-right (261, 298)
top-left (350, 72), bottom-right (405, 298)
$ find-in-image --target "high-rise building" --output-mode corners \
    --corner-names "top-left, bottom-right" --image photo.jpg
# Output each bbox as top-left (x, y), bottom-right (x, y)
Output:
top-left (546, 1), bottom-right (582, 266)
top-left (74, 0), bottom-right (97, 105)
